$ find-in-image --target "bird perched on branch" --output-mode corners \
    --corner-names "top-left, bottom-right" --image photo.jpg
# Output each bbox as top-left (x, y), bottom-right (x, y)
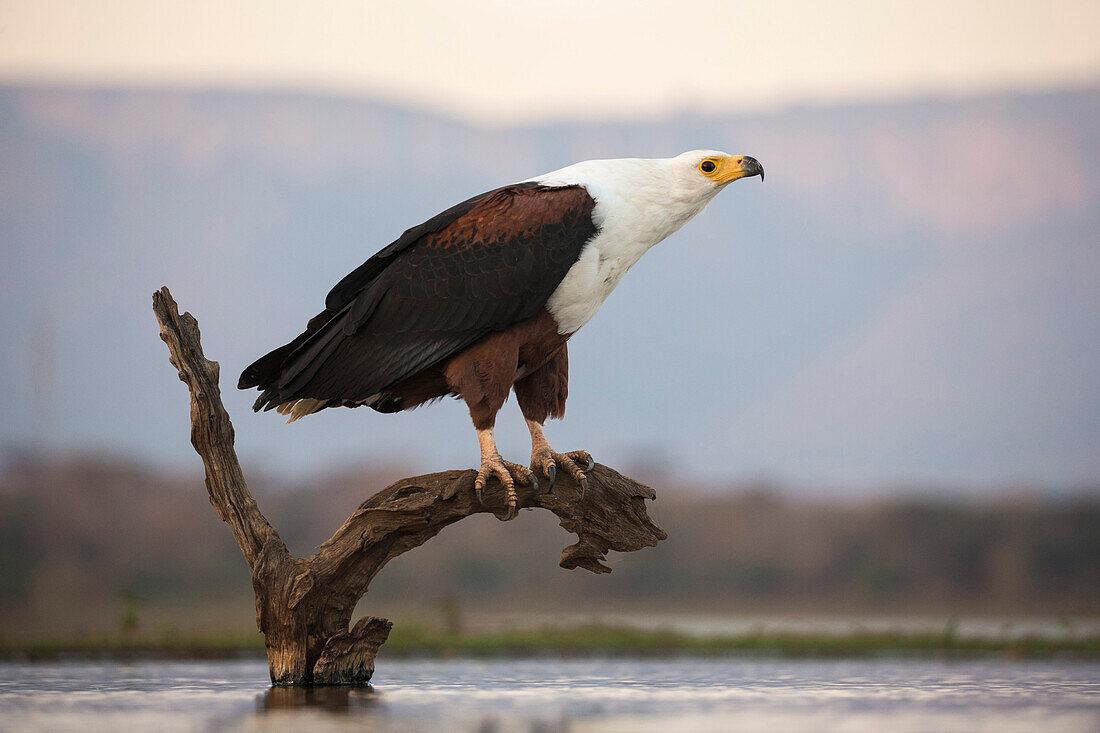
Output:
top-left (240, 150), bottom-right (763, 518)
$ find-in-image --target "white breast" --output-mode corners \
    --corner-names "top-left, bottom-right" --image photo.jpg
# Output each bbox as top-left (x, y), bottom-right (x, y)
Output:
top-left (532, 158), bottom-right (711, 335)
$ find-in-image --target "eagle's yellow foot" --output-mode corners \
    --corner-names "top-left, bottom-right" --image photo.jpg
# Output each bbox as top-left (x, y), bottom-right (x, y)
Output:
top-left (531, 446), bottom-right (594, 499)
top-left (474, 453), bottom-right (537, 520)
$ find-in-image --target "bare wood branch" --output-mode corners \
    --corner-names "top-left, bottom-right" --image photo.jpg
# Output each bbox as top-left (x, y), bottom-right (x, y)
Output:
top-left (312, 617), bottom-right (393, 685)
top-left (152, 286), bottom-right (666, 685)
top-left (309, 465), bottom-right (666, 603)
top-left (152, 287), bottom-right (285, 571)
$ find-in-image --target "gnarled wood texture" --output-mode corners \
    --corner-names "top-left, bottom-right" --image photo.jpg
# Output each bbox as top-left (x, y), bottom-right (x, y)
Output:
top-left (152, 286), bottom-right (667, 685)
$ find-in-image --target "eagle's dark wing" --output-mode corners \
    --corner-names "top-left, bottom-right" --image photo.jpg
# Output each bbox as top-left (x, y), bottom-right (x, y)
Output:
top-left (239, 183), bottom-right (598, 415)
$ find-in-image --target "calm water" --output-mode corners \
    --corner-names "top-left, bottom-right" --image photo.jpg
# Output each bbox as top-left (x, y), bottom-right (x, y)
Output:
top-left (1, 658), bottom-right (1098, 732)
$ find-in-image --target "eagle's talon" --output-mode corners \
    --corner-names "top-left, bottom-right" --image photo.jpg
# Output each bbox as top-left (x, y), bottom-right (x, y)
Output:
top-left (475, 454), bottom-right (534, 519)
top-left (534, 458), bottom-right (558, 493)
top-left (530, 445), bottom-right (592, 500)
top-left (575, 453), bottom-right (593, 472)
top-left (503, 460), bottom-right (537, 490)
top-left (560, 449), bottom-right (593, 470)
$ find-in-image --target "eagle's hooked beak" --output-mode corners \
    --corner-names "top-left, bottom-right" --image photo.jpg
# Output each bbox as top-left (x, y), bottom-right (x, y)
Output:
top-left (718, 155), bottom-right (764, 184)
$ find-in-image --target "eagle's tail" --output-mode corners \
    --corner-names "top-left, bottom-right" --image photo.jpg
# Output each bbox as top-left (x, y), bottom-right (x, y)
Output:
top-left (238, 304), bottom-right (345, 417)
top-left (275, 398), bottom-right (328, 423)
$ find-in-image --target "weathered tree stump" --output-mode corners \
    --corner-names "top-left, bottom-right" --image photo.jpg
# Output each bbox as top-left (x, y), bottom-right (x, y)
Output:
top-left (152, 287), bottom-right (667, 685)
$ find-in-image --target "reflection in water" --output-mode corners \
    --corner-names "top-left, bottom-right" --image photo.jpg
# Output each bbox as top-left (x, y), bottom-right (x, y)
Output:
top-left (260, 684), bottom-right (378, 712)
top-left (257, 682), bottom-right (567, 732)
top-left (0, 658), bottom-right (1097, 733)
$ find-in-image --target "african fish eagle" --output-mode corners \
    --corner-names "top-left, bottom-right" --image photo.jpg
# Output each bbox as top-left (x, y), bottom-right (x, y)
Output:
top-left (239, 150), bottom-right (764, 517)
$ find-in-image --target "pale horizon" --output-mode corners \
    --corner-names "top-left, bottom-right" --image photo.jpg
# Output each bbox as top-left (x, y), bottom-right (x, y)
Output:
top-left (1, 0), bottom-right (1098, 123)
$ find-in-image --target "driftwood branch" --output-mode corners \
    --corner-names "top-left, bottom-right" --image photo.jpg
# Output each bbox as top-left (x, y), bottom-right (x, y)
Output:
top-left (152, 286), bottom-right (667, 685)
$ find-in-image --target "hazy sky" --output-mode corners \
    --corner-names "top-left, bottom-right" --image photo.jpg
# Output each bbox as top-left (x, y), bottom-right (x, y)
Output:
top-left (1, 0), bottom-right (1098, 122)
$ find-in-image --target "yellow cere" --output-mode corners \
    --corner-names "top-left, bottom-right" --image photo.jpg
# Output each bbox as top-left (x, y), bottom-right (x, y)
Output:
top-left (698, 155), bottom-right (751, 184)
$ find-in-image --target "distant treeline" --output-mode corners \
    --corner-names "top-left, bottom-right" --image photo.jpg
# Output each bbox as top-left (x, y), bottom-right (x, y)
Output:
top-left (1, 453), bottom-right (1097, 638)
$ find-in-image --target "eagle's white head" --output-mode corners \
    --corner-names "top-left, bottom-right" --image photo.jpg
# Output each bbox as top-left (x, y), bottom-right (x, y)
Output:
top-left (534, 149), bottom-right (765, 334)
top-left (668, 149), bottom-right (764, 201)
top-left (533, 149), bottom-right (763, 215)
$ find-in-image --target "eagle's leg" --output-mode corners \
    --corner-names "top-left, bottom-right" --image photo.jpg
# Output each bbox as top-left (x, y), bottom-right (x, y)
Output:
top-left (446, 340), bottom-right (537, 520)
top-left (474, 425), bottom-right (536, 520)
top-left (513, 345), bottom-right (592, 498)
top-left (525, 419), bottom-right (593, 498)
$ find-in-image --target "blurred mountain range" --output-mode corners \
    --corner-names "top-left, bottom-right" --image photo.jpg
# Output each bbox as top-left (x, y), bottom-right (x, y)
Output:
top-left (1, 84), bottom-right (1098, 489)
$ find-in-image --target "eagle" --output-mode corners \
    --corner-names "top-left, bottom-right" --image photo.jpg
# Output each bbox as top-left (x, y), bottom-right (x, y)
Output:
top-left (240, 150), bottom-right (763, 517)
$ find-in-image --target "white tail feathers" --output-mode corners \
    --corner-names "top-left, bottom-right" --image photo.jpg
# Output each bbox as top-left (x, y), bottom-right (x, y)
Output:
top-left (277, 398), bottom-right (326, 423)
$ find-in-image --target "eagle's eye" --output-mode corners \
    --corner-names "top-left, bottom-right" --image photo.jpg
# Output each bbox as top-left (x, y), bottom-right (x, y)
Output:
top-left (700, 160), bottom-right (717, 173)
